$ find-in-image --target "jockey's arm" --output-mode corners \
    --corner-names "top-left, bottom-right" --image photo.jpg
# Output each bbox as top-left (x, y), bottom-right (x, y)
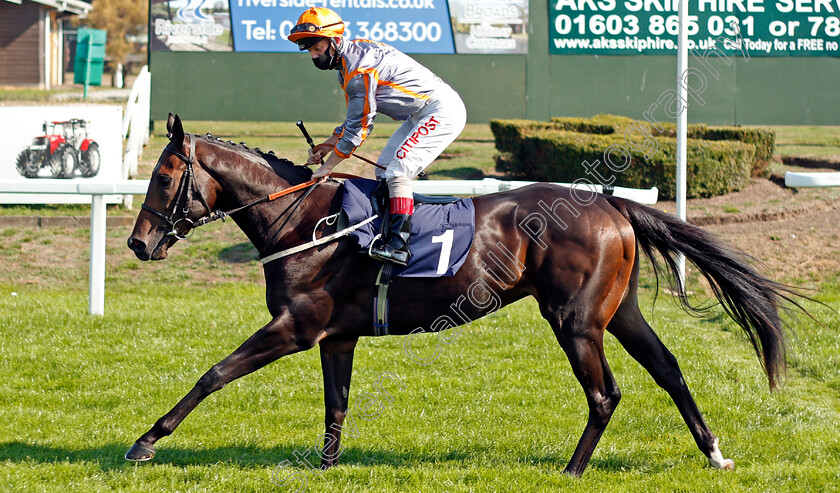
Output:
top-left (311, 149), bottom-right (346, 179)
top-left (311, 73), bottom-right (376, 179)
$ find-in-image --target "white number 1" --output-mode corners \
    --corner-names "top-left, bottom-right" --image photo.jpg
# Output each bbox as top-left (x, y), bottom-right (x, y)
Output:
top-left (432, 229), bottom-right (454, 275)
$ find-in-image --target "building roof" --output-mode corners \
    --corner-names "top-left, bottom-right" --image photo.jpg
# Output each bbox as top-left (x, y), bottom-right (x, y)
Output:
top-left (3, 0), bottom-right (93, 16)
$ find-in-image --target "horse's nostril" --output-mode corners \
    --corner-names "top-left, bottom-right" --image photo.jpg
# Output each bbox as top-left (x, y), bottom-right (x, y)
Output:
top-left (127, 237), bottom-right (146, 253)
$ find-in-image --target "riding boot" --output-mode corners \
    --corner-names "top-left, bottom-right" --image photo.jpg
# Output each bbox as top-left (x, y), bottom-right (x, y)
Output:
top-left (370, 213), bottom-right (412, 266)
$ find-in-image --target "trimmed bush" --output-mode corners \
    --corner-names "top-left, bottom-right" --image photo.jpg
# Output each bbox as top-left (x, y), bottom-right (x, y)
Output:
top-left (553, 114), bottom-right (774, 177)
top-left (490, 120), bottom-right (557, 154)
top-left (491, 118), bottom-right (614, 154)
top-left (497, 115), bottom-right (774, 191)
top-left (544, 117), bottom-right (615, 135)
top-left (512, 129), bottom-right (754, 199)
top-left (698, 127), bottom-right (775, 177)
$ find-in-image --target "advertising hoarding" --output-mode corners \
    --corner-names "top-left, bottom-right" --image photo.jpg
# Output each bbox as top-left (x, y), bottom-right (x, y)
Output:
top-left (549, 0), bottom-right (840, 56)
top-left (0, 106), bottom-right (124, 204)
top-left (151, 0), bottom-right (528, 54)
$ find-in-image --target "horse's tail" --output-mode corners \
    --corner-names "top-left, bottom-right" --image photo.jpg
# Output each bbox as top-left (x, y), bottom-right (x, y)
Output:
top-left (607, 196), bottom-right (805, 390)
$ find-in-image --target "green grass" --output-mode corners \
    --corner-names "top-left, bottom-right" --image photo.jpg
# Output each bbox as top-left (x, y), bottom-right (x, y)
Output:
top-left (773, 126), bottom-right (840, 147)
top-left (0, 85), bottom-right (131, 103)
top-left (773, 126), bottom-right (840, 160)
top-left (0, 204), bottom-right (122, 217)
top-left (1, 121), bottom-right (840, 491)
top-left (0, 87), bottom-right (76, 103)
top-left (0, 269), bottom-right (838, 492)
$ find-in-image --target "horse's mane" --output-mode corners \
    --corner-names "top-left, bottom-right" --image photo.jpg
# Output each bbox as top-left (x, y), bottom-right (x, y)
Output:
top-left (197, 132), bottom-right (313, 185)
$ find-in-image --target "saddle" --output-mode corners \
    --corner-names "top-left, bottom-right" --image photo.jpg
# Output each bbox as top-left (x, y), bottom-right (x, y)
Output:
top-left (338, 178), bottom-right (476, 336)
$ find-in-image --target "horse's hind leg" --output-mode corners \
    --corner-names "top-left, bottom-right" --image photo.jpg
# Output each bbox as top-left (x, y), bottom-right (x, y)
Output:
top-left (607, 290), bottom-right (735, 470)
top-left (544, 308), bottom-right (622, 477)
top-left (125, 311), bottom-right (314, 461)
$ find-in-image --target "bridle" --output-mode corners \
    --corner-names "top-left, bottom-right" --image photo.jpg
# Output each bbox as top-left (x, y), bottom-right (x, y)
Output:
top-left (141, 134), bottom-right (213, 240)
top-left (141, 133), bottom-right (360, 242)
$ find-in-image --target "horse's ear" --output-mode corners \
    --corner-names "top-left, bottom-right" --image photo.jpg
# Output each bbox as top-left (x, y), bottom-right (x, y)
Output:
top-left (166, 113), bottom-right (185, 143)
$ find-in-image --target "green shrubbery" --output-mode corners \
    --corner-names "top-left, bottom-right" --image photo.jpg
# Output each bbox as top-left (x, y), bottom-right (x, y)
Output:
top-left (564, 114), bottom-right (775, 177)
top-left (492, 114), bottom-right (774, 199)
top-left (490, 119), bottom-right (614, 154)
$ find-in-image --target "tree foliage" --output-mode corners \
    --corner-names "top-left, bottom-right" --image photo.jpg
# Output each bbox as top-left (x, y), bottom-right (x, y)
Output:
top-left (77, 0), bottom-right (148, 69)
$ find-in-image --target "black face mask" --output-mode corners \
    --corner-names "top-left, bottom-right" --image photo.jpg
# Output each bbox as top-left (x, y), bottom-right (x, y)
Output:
top-left (312, 45), bottom-right (339, 70)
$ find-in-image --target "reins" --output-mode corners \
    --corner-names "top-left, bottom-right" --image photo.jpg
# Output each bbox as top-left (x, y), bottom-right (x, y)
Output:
top-left (193, 171), bottom-right (362, 229)
top-left (142, 132), bottom-right (363, 243)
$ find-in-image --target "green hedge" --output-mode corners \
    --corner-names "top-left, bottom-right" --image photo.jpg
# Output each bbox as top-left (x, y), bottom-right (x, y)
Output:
top-left (491, 118), bottom-right (614, 154)
top-left (490, 120), bottom-right (557, 154)
top-left (510, 129), bottom-right (755, 200)
top-left (491, 115), bottom-right (774, 195)
top-left (550, 114), bottom-right (774, 176)
top-left (697, 127), bottom-right (775, 177)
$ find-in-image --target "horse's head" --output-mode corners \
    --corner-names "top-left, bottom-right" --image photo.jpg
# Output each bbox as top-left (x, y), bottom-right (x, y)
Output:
top-left (127, 114), bottom-right (220, 261)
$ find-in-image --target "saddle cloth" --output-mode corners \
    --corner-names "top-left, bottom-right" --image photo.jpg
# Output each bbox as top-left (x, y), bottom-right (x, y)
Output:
top-left (341, 178), bottom-right (475, 277)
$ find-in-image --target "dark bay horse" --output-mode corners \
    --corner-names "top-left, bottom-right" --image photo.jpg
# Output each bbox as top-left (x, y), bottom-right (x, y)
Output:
top-left (126, 113), bottom-right (801, 476)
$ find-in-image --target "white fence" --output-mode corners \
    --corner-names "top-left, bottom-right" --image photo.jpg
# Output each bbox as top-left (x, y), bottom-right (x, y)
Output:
top-left (120, 66), bottom-right (151, 207)
top-left (0, 66), bottom-right (151, 315)
top-left (122, 65), bottom-right (151, 180)
top-left (413, 178), bottom-right (659, 205)
top-left (0, 178), bottom-right (657, 315)
top-left (785, 171), bottom-right (840, 187)
top-left (0, 181), bottom-right (148, 315)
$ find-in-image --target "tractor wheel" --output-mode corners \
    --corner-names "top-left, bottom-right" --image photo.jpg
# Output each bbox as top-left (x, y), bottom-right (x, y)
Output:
top-left (16, 150), bottom-right (39, 178)
top-left (80, 143), bottom-right (101, 177)
top-left (51, 146), bottom-right (76, 179)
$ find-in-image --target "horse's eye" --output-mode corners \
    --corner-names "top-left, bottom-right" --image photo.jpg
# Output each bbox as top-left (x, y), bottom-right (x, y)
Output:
top-left (159, 176), bottom-right (173, 188)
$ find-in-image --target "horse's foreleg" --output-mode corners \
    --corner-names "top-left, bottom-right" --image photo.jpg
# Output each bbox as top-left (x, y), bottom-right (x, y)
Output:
top-left (319, 336), bottom-right (358, 469)
top-left (125, 312), bottom-right (315, 461)
top-left (607, 298), bottom-right (734, 470)
top-left (553, 324), bottom-right (621, 477)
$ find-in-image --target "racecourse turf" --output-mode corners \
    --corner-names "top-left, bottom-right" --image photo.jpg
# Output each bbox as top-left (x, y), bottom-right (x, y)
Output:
top-left (0, 256), bottom-right (838, 492)
top-left (1, 121), bottom-right (839, 491)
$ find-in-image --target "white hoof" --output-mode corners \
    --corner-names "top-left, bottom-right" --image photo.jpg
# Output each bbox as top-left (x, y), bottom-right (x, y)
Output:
top-left (708, 438), bottom-right (735, 470)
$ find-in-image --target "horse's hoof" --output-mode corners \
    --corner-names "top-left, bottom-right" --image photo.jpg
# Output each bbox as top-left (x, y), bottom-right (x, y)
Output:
top-left (710, 457), bottom-right (735, 470)
top-left (125, 442), bottom-right (156, 461)
top-left (708, 438), bottom-right (734, 470)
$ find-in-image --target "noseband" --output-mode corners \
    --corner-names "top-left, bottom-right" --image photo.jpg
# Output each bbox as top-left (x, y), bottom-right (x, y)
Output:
top-left (141, 134), bottom-right (214, 240)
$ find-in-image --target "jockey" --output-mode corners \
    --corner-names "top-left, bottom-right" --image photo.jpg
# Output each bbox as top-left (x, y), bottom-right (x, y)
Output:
top-left (288, 7), bottom-right (467, 266)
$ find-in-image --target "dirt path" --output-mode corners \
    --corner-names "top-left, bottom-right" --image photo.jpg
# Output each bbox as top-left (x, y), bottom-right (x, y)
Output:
top-left (654, 173), bottom-right (840, 285)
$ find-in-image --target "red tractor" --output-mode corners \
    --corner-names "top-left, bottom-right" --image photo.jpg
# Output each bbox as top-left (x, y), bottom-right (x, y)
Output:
top-left (15, 119), bottom-right (100, 179)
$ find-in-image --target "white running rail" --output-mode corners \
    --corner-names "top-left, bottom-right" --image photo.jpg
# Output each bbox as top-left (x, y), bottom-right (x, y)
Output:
top-left (785, 171), bottom-right (840, 187)
top-left (412, 178), bottom-right (659, 205)
top-left (0, 180), bottom-right (148, 315)
top-left (0, 177), bottom-right (656, 316)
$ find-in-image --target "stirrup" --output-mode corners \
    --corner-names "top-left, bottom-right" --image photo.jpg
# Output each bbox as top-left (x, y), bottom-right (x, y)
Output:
top-left (369, 243), bottom-right (410, 266)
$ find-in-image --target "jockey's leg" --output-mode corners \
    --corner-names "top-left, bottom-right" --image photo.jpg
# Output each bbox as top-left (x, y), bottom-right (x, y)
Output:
top-left (370, 176), bottom-right (414, 265)
top-left (371, 85), bottom-right (466, 265)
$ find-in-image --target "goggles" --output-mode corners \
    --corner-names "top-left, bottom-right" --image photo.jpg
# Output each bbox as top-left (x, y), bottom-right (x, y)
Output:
top-left (290, 20), bottom-right (343, 37)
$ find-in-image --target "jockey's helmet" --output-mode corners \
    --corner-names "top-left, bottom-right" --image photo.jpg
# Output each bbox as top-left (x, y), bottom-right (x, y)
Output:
top-left (288, 8), bottom-right (345, 51)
